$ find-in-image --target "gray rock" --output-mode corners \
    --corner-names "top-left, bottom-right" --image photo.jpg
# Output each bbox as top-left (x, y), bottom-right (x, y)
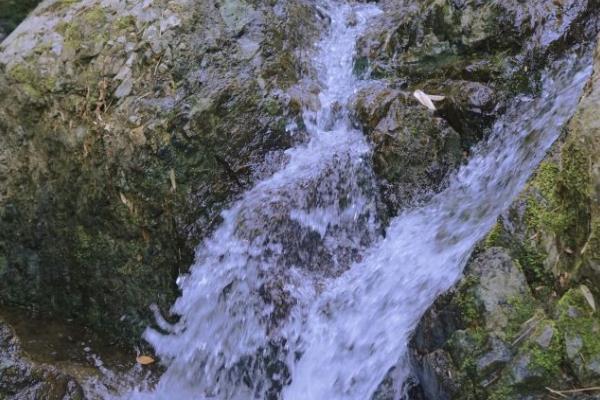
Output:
top-left (566, 335), bottom-right (584, 359)
top-left (419, 349), bottom-right (462, 400)
top-left (476, 336), bottom-right (511, 376)
top-left (533, 324), bottom-right (554, 349)
top-left (114, 77), bottom-right (133, 98)
top-left (511, 353), bottom-right (537, 385)
top-left (469, 248), bottom-right (533, 333)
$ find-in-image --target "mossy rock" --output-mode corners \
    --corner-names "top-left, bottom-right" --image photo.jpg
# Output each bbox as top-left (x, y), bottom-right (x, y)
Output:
top-left (0, 0), bottom-right (322, 345)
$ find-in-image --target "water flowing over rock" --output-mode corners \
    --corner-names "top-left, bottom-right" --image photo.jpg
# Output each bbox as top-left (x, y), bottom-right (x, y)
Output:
top-left (1, 0), bottom-right (600, 399)
top-left (408, 38), bottom-right (600, 399)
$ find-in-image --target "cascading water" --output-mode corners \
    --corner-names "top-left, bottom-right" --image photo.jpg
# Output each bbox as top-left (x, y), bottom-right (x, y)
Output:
top-left (117, 0), bottom-right (593, 399)
top-left (123, 2), bottom-right (383, 399)
top-left (283, 53), bottom-right (593, 399)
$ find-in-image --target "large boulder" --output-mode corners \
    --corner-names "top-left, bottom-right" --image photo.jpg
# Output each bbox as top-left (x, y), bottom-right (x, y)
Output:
top-left (0, 0), bottom-right (324, 344)
top-left (351, 84), bottom-right (462, 215)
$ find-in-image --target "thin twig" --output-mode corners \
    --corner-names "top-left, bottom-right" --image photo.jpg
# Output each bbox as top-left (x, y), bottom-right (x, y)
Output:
top-left (545, 387), bottom-right (568, 398)
top-left (547, 386), bottom-right (600, 395)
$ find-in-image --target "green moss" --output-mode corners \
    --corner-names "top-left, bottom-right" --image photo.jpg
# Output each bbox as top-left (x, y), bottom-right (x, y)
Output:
top-left (7, 63), bottom-right (57, 94)
top-left (484, 218), bottom-right (508, 248)
top-left (488, 384), bottom-right (513, 400)
top-left (526, 162), bottom-right (565, 232)
top-left (454, 276), bottom-right (482, 326)
top-left (61, 6), bottom-right (109, 58)
top-left (556, 140), bottom-right (591, 250)
top-left (7, 64), bottom-right (35, 83)
top-left (556, 288), bottom-right (600, 360)
top-left (21, 83), bottom-right (43, 99)
top-left (264, 98), bottom-right (281, 116)
top-left (527, 322), bottom-right (563, 377)
top-left (525, 142), bottom-right (591, 257)
top-left (44, 0), bottom-right (80, 13)
top-left (505, 296), bottom-right (537, 342)
top-left (514, 243), bottom-right (552, 293)
top-left (113, 15), bottom-right (136, 31)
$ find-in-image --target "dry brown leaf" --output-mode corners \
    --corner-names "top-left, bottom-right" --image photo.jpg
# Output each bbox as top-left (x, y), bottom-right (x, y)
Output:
top-left (564, 247), bottom-right (574, 255)
top-left (136, 355), bottom-right (155, 365)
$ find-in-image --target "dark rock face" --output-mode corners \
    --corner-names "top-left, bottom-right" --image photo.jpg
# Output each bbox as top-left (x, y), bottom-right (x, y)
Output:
top-left (407, 36), bottom-right (600, 399)
top-left (351, 84), bottom-right (462, 215)
top-left (0, 317), bottom-right (84, 400)
top-left (0, 0), bottom-right (599, 398)
top-left (0, 0), bottom-right (324, 344)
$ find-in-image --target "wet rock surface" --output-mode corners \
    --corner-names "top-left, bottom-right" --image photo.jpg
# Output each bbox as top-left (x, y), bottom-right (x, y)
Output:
top-left (1, 0), bottom-right (600, 398)
top-left (352, 0), bottom-right (600, 216)
top-left (0, 316), bottom-right (84, 400)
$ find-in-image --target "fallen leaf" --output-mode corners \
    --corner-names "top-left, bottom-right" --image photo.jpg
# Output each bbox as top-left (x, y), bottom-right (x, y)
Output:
top-left (580, 285), bottom-right (596, 311)
top-left (413, 90), bottom-right (445, 111)
top-left (119, 192), bottom-right (128, 206)
top-left (169, 169), bottom-right (177, 192)
top-left (428, 94), bottom-right (446, 101)
top-left (136, 355), bottom-right (155, 365)
top-left (564, 247), bottom-right (574, 255)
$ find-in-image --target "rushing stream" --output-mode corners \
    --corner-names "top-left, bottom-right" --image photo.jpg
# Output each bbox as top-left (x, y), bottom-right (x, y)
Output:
top-left (111, 1), bottom-right (593, 399)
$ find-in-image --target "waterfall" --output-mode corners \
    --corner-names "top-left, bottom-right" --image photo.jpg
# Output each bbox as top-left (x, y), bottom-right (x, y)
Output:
top-left (120, 0), bottom-right (593, 399)
top-left (124, 2), bottom-right (384, 399)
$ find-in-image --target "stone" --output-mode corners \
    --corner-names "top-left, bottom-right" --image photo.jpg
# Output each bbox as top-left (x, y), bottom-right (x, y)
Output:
top-left (114, 77), bottom-right (133, 98)
top-left (419, 349), bottom-right (462, 400)
top-left (352, 84), bottom-right (462, 215)
top-left (476, 336), bottom-right (511, 376)
top-left (0, 318), bottom-right (83, 400)
top-left (468, 248), bottom-right (533, 334)
top-left (566, 335), bottom-right (584, 359)
top-left (533, 324), bottom-right (554, 349)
